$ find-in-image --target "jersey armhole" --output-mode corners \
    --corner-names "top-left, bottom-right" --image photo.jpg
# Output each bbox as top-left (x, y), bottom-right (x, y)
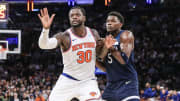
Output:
top-left (88, 27), bottom-right (97, 43)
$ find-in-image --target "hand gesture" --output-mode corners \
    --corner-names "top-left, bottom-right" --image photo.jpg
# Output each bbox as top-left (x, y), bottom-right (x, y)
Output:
top-left (104, 35), bottom-right (116, 49)
top-left (38, 8), bottom-right (55, 29)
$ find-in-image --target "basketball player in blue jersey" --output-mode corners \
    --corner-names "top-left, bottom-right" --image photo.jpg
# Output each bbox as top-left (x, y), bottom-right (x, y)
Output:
top-left (38, 6), bottom-right (101, 101)
top-left (96, 11), bottom-right (140, 101)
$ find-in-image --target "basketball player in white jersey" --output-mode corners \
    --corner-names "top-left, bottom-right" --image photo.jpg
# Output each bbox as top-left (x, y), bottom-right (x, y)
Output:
top-left (38, 7), bottom-right (101, 101)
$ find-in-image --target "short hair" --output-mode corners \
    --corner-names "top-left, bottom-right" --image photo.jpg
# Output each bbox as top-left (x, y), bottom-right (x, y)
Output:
top-left (108, 11), bottom-right (124, 24)
top-left (69, 6), bottom-right (86, 16)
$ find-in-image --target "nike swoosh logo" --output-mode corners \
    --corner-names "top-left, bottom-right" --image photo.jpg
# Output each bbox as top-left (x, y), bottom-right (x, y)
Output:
top-left (125, 81), bottom-right (131, 85)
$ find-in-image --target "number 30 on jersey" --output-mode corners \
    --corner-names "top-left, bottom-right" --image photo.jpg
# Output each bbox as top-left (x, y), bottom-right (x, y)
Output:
top-left (77, 50), bottom-right (92, 64)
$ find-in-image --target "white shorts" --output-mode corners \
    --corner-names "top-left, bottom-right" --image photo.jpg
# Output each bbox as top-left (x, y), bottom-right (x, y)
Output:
top-left (48, 75), bottom-right (101, 101)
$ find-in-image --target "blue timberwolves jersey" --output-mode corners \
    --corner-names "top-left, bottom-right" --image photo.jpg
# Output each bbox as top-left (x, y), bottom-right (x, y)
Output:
top-left (104, 30), bottom-right (138, 83)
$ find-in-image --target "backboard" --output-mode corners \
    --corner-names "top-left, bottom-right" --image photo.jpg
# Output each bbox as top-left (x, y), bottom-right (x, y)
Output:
top-left (0, 30), bottom-right (21, 54)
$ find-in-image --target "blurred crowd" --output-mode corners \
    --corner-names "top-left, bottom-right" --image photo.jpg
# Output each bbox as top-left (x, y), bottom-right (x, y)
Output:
top-left (140, 82), bottom-right (180, 101)
top-left (0, 0), bottom-right (180, 101)
top-left (0, 62), bottom-right (56, 101)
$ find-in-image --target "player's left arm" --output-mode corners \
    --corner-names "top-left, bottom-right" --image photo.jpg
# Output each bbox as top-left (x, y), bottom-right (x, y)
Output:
top-left (91, 29), bottom-right (106, 72)
top-left (90, 29), bottom-right (105, 57)
top-left (120, 30), bottom-right (134, 59)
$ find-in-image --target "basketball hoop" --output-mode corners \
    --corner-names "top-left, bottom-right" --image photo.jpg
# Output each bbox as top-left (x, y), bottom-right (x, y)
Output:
top-left (0, 46), bottom-right (7, 60)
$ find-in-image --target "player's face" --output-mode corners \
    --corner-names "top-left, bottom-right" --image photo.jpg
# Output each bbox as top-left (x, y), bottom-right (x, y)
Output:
top-left (106, 15), bottom-right (122, 32)
top-left (69, 9), bottom-right (85, 27)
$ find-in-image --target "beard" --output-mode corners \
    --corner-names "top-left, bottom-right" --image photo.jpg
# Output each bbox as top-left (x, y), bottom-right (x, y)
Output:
top-left (71, 21), bottom-right (83, 27)
top-left (107, 30), bottom-right (116, 34)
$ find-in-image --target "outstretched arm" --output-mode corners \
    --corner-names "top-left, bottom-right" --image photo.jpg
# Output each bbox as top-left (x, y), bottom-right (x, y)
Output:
top-left (38, 8), bottom-right (57, 49)
top-left (38, 29), bottom-right (58, 49)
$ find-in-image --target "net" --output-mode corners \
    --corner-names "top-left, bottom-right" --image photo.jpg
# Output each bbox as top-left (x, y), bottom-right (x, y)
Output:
top-left (0, 48), bottom-right (7, 60)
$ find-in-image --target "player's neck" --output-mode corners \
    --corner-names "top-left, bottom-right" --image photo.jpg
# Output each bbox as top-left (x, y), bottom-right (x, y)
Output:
top-left (72, 26), bottom-right (86, 37)
top-left (111, 29), bottom-right (121, 38)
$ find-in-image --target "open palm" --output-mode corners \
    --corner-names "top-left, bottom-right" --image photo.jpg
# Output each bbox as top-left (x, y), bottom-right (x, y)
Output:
top-left (105, 35), bottom-right (116, 49)
top-left (38, 8), bottom-right (55, 29)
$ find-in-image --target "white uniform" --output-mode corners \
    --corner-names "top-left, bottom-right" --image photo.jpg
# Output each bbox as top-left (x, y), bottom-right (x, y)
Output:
top-left (48, 27), bottom-right (101, 101)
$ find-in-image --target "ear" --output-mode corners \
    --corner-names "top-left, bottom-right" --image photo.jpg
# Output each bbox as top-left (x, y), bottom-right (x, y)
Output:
top-left (119, 23), bottom-right (123, 28)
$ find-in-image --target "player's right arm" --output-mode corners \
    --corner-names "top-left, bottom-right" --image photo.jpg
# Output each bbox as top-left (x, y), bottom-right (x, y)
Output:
top-left (38, 8), bottom-right (57, 49)
top-left (97, 35), bottom-right (116, 62)
top-left (96, 35), bottom-right (116, 72)
top-left (38, 8), bottom-right (71, 51)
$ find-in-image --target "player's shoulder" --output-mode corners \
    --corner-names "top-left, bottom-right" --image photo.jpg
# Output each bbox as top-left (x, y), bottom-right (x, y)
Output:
top-left (87, 27), bottom-right (100, 40)
top-left (121, 30), bottom-right (134, 38)
top-left (54, 30), bottom-right (70, 38)
top-left (53, 30), bottom-right (71, 46)
top-left (63, 30), bottom-right (71, 36)
top-left (122, 30), bottom-right (133, 34)
top-left (89, 28), bottom-right (98, 34)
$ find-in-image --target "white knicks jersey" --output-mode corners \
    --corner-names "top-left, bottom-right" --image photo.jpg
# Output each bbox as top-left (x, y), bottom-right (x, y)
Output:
top-left (62, 27), bottom-right (96, 80)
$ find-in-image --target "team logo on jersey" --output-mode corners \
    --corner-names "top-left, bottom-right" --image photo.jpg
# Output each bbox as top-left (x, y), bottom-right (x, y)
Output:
top-left (89, 92), bottom-right (97, 97)
top-left (72, 42), bottom-right (95, 51)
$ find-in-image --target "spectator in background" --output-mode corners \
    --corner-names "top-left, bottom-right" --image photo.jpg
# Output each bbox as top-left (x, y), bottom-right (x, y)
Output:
top-left (35, 93), bottom-right (45, 101)
top-left (14, 93), bottom-right (20, 101)
top-left (160, 88), bottom-right (168, 101)
top-left (144, 82), bottom-right (153, 99)
top-left (140, 89), bottom-right (145, 101)
top-left (0, 90), bottom-right (4, 101)
top-left (167, 90), bottom-right (174, 101)
top-left (29, 95), bottom-right (34, 101)
top-left (154, 84), bottom-right (161, 100)
top-left (171, 90), bottom-right (180, 101)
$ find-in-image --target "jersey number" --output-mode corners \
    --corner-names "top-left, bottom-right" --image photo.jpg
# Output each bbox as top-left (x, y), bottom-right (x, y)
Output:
top-left (108, 53), bottom-right (112, 64)
top-left (77, 50), bottom-right (92, 64)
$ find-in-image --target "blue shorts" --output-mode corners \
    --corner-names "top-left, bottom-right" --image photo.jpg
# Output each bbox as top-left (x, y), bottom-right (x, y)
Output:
top-left (102, 80), bottom-right (139, 101)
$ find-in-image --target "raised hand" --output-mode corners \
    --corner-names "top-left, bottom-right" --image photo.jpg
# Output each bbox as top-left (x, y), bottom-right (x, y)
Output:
top-left (38, 8), bottom-right (55, 29)
top-left (104, 35), bottom-right (116, 49)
